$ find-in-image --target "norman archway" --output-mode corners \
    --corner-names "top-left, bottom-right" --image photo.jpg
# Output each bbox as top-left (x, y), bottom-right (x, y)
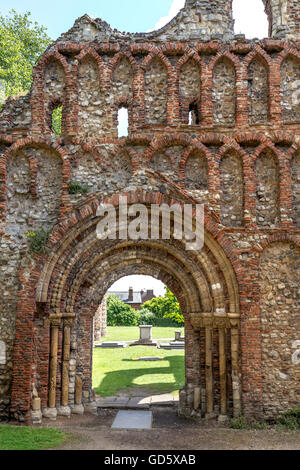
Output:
top-left (10, 191), bottom-right (241, 423)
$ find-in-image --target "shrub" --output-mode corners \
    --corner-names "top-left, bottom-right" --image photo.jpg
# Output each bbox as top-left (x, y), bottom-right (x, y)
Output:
top-left (277, 409), bottom-right (300, 430)
top-left (138, 308), bottom-right (181, 327)
top-left (107, 294), bottom-right (140, 327)
top-left (142, 287), bottom-right (184, 326)
top-left (230, 415), bottom-right (248, 430)
top-left (138, 309), bottom-right (157, 326)
top-left (26, 228), bottom-right (51, 254)
top-left (68, 181), bottom-right (89, 195)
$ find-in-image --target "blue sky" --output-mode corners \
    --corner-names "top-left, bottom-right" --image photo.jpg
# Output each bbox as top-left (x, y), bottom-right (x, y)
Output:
top-left (0, 0), bottom-right (177, 39)
top-left (0, 0), bottom-right (269, 41)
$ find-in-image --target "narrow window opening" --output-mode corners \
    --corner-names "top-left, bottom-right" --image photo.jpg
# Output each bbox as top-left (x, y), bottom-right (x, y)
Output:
top-left (188, 103), bottom-right (200, 125)
top-left (52, 105), bottom-right (63, 136)
top-left (118, 106), bottom-right (129, 138)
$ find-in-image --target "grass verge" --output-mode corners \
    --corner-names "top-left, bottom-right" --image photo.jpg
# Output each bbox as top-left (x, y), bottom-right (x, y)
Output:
top-left (0, 425), bottom-right (66, 450)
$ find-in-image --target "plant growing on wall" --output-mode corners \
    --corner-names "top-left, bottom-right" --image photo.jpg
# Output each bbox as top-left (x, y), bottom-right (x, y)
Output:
top-left (68, 181), bottom-right (89, 195)
top-left (26, 228), bottom-right (51, 254)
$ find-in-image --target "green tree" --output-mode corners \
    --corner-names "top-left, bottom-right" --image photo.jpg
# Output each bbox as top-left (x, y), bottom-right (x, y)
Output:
top-left (142, 287), bottom-right (184, 325)
top-left (107, 294), bottom-right (140, 327)
top-left (0, 9), bottom-right (51, 100)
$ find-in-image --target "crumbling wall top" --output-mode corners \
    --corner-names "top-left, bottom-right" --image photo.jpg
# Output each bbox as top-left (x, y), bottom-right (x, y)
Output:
top-left (54, 0), bottom-right (236, 44)
top-left (263, 0), bottom-right (300, 39)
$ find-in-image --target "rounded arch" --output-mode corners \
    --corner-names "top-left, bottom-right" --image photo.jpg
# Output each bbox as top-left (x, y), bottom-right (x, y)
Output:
top-left (183, 149), bottom-right (208, 192)
top-left (35, 191), bottom-right (240, 314)
top-left (255, 147), bottom-right (281, 227)
top-left (219, 148), bottom-right (245, 228)
top-left (10, 190), bottom-right (243, 423)
top-left (109, 52), bottom-right (138, 82)
top-left (76, 48), bottom-right (103, 88)
top-left (143, 54), bottom-right (170, 126)
top-left (211, 54), bottom-right (238, 126)
top-left (2, 138), bottom-right (70, 220)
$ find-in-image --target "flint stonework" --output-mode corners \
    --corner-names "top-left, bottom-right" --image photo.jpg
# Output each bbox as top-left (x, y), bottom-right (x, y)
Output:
top-left (0, 0), bottom-right (299, 424)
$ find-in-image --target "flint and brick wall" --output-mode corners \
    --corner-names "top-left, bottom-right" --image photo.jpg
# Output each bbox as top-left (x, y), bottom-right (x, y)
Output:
top-left (0, 0), bottom-right (299, 421)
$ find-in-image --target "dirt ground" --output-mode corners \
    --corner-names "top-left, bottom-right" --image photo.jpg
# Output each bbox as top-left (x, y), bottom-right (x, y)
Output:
top-left (39, 408), bottom-right (300, 451)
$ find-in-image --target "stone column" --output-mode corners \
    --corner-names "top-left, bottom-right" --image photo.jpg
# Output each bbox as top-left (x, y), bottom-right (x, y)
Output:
top-left (203, 314), bottom-right (214, 417)
top-left (218, 324), bottom-right (227, 419)
top-left (48, 318), bottom-right (61, 409)
top-left (60, 319), bottom-right (73, 415)
top-left (43, 318), bottom-right (61, 421)
top-left (229, 314), bottom-right (242, 418)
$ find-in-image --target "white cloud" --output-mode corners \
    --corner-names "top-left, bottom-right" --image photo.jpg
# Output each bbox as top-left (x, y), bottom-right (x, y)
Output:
top-left (149, 0), bottom-right (185, 31)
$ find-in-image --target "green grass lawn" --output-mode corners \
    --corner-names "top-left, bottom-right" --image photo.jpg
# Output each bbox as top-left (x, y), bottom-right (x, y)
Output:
top-left (93, 345), bottom-right (185, 398)
top-left (97, 326), bottom-right (184, 343)
top-left (0, 425), bottom-right (65, 450)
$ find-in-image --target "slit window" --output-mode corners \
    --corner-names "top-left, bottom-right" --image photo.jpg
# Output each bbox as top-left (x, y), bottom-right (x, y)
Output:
top-left (118, 107), bottom-right (129, 138)
top-left (52, 105), bottom-right (63, 135)
top-left (188, 103), bottom-right (200, 125)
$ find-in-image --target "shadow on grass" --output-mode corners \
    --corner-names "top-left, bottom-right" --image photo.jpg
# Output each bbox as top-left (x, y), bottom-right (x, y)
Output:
top-left (93, 355), bottom-right (185, 397)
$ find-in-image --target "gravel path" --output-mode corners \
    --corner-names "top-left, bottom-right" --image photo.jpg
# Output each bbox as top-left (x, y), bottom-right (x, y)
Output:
top-left (40, 408), bottom-right (300, 451)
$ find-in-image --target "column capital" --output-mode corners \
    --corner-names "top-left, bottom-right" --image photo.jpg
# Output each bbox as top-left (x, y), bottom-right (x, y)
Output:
top-left (190, 312), bottom-right (240, 330)
top-left (63, 318), bottom-right (75, 328)
top-left (50, 318), bottom-right (62, 328)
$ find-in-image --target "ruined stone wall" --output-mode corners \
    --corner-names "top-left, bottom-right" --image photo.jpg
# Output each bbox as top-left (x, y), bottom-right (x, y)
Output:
top-left (94, 294), bottom-right (107, 342)
top-left (260, 242), bottom-right (300, 419)
top-left (0, 1), bottom-right (299, 421)
top-left (263, 0), bottom-right (300, 39)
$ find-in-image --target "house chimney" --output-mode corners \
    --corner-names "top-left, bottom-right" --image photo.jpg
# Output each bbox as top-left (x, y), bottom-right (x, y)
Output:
top-left (128, 287), bottom-right (133, 302)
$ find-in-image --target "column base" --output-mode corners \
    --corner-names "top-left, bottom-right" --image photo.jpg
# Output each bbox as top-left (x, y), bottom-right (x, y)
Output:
top-left (218, 414), bottom-right (229, 424)
top-left (71, 404), bottom-right (85, 415)
top-left (42, 407), bottom-right (57, 421)
top-left (84, 401), bottom-right (98, 415)
top-left (205, 412), bottom-right (218, 420)
top-left (57, 406), bottom-right (71, 418)
top-left (31, 410), bottom-right (43, 425)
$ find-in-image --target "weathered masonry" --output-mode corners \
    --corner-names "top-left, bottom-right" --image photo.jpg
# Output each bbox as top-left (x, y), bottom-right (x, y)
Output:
top-left (0, 0), bottom-right (299, 424)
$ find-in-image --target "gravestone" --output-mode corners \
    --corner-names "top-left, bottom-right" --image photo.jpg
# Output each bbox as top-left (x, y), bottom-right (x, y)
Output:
top-left (130, 325), bottom-right (157, 347)
top-left (174, 331), bottom-right (185, 342)
top-left (96, 342), bottom-right (127, 349)
top-left (159, 341), bottom-right (185, 350)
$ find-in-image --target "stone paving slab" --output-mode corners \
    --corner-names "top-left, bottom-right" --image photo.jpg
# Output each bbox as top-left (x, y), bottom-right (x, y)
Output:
top-left (111, 410), bottom-right (153, 430)
top-left (127, 397), bottom-right (150, 409)
top-left (96, 393), bottom-right (178, 409)
top-left (150, 394), bottom-right (177, 406)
